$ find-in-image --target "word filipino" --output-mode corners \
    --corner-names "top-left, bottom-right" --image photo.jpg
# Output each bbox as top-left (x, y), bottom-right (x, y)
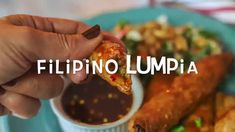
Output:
top-left (37, 55), bottom-right (198, 75)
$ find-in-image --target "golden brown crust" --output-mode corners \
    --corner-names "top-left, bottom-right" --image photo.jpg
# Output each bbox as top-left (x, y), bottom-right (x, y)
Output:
top-left (214, 92), bottom-right (235, 132)
top-left (129, 52), bottom-right (233, 132)
top-left (129, 73), bottom-right (177, 132)
top-left (215, 92), bottom-right (235, 120)
top-left (90, 40), bottom-right (132, 94)
top-left (144, 73), bottom-right (177, 102)
top-left (215, 108), bottom-right (235, 132)
top-left (183, 96), bottom-right (215, 132)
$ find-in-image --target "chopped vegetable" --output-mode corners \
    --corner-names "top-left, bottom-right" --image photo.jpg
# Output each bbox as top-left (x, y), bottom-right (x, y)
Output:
top-left (110, 74), bottom-right (117, 81)
top-left (126, 30), bottom-right (142, 41)
top-left (112, 17), bottom-right (221, 76)
top-left (117, 19), bottom-right (129, 28)
top-left (170, 125), bottom-right (185, 132)
top-left (162, 41), bottom-right (173, 55)
top-left (182, 27), bottom-right (194, 48)
top-left (193, 44), bottom-right (212, 60)
top-left (194, 118), bottom-right (203, 128)
top-left (199, 29), bottom-right (217, 39)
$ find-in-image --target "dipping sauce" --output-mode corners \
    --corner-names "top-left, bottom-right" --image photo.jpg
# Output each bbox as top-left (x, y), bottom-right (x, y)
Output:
top-left (62, 75), bottom-right (133, 125)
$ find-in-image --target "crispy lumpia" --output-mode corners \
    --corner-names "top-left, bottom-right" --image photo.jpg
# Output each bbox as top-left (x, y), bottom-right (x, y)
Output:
top-left (129, 52), bottom-right (233, 132)
top-left (144, 73), bottom-right (177, 102)
top-left (183, 96), bottom-right (215, 132)
top-left (139, 74), bottom-right (215, 132)
top-left (215, 92), bottom-right (235, 132)
top-left (90, 40), bottom-right (132, 94)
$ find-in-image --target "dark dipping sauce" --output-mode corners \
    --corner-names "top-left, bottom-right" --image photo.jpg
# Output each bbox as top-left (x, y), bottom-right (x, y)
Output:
top-left (62, 75), bottom-right (133, 125)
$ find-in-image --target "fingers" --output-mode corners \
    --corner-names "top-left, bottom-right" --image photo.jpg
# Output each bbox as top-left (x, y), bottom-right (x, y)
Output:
top-left (70, 67), bottom-right (87, 84)
top-left (0, 24), bottom-right (102, 84)
top-left (4, 15), bottom-right (123, 47)
top-left (26, 25), bottom-right (102, 60)
top-left (0, 89), bottom-right (9, 116)
top-left (0, 15), bottom-right (126, 119)
top-left (0, 104), bottom-right (11, 116)
top-left (2, 73), bottom-right (64, 99)
top-left (9, 24), bottom-right (102, 61)
top-left (0, 89), bottom-right (41, 119)
top-left (4, 14), bottom-right (90, 34)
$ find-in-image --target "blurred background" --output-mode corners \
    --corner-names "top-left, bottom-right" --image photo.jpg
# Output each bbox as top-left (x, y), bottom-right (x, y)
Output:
top-left (0, 0), bottom-right (235, 25)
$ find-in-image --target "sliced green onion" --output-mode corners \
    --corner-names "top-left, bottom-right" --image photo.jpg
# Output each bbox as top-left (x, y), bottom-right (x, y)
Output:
top-left (170, 125), bottom-right (185, 132)
top-left (194, 118), bottom-right (203, 128)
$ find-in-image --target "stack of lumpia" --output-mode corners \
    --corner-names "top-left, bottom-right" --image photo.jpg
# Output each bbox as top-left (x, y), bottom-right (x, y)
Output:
top-left (129, 52), bottom-right (233, 132)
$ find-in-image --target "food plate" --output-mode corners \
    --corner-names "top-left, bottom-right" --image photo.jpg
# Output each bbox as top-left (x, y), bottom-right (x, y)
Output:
top-left (0, 6), bottom-right (235, 132)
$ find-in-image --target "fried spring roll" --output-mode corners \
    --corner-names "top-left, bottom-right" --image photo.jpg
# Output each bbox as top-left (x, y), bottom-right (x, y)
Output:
top-left (214, 92), bottom-right (235, 132)
top-left (90, 40), bottom-right (132, 94)
top-left (183, 96), bottom-right (215, 132)
top-left (142, 73), bottom-right (215, 132)
top-left (129, 52), bottom-right (233, 132)
top-left (144, 73), bottom-right (177, 102)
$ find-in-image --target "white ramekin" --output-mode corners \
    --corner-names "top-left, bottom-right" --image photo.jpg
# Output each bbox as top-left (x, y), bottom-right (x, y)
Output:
top-left (50, 75), bottom-right (143, 132)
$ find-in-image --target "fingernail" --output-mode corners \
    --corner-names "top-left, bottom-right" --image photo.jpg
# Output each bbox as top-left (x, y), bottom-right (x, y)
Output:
top-left (0, 88), bottom-right (5, 95)
top-left (82, 24), bottom-right (101, 39)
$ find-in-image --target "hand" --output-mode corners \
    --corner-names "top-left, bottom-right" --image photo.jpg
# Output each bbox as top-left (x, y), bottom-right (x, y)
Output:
top-left (0, 14), bottom-right (105, 119)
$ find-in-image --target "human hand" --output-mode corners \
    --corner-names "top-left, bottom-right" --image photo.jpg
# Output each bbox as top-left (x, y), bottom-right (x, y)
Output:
top-left (0, 14), bottom-right (105, 119)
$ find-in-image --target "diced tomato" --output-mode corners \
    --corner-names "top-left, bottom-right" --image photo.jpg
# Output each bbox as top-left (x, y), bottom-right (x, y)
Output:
top-left (110, 74), bottom-right (118, 81)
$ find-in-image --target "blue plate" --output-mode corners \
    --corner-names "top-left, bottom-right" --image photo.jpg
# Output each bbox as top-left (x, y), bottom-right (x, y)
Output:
top-left (1, 6), bottom-right (235, 132)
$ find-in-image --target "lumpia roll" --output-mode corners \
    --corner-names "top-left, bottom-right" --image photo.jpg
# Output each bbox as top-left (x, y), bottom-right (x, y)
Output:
top-left (183, 95), bottom-right (215, 132)
top-left (129, 52), bottom-right (233, 132)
